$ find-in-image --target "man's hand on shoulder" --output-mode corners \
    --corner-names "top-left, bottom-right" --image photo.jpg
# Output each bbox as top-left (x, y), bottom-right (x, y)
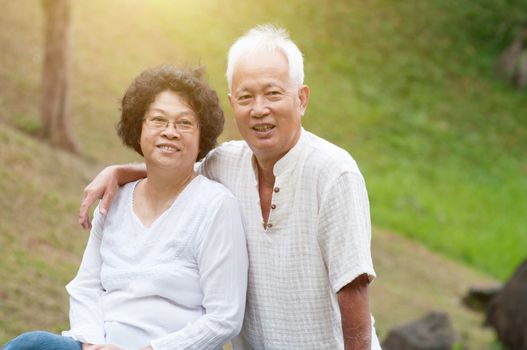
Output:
top-left (79, 163), bottom-right (148, 229)
top-left (78, 165), bottom-right (120, 229)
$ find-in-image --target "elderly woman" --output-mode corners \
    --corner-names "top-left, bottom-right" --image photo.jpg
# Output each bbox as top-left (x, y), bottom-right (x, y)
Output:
top-left (4, 66), bottom-right (248, 350)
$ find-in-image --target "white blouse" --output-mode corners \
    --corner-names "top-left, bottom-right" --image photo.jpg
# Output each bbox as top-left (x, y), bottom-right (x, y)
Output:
top-left (62, 175), bottom-right (248, 350)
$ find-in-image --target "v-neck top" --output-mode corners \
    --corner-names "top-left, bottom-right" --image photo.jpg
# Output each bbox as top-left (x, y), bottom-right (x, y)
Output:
top-left (63, 175), bottom-right (248, 350)
top-left (130, 178), bottom-right (190, 231)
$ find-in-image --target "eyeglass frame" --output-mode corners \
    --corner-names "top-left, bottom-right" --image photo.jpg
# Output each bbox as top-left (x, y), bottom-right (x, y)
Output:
top-left (142, 115), bottom-right (200, 133)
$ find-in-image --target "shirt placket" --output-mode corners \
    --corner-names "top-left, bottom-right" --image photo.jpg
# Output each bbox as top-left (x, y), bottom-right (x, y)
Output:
top-left (262, 175), bottom-right (289, 232)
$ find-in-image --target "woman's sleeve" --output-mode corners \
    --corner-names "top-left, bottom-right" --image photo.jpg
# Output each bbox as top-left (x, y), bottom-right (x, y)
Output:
top-left (61, 206), bottom-right (106, 344)
top-left (150, 194), bottom-right (248, 350)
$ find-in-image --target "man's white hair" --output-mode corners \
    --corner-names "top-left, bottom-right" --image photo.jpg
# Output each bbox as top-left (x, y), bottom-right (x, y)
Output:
top-left (226, 24), bottom-right (304, 92)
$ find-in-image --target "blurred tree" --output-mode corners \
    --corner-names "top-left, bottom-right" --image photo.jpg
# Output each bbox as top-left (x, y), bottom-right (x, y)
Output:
top-left (40, 0), bottom-right (79, 153)
top-left (496, 26), bottom-right (527, 89)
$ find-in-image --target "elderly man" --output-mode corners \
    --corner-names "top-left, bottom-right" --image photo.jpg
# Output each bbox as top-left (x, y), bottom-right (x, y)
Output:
top-left (79, 25), bottom-right (382, 350)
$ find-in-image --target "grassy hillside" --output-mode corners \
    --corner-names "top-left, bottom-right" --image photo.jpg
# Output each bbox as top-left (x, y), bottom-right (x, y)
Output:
top-left (0, 125), bottom-right (95, 338)
top-left (0, 0), bottom-right (525, 348)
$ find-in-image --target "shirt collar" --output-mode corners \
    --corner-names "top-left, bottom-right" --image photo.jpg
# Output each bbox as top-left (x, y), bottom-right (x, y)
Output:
top-left (272, 128), bottom-right (308, 177)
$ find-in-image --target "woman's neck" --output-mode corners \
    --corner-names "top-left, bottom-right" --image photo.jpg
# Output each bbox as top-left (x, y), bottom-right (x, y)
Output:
top-left (134, 166), bottom-right (196, 227)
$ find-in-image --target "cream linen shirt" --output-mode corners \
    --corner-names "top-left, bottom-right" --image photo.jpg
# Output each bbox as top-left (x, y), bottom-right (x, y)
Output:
top-left (62, 175), bottom-right (248, 350)
top-left (200, 129), bottom-right (381, 350)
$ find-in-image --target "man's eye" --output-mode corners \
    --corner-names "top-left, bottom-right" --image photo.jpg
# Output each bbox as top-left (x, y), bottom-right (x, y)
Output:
top-left (266, 91), bottom-right (282, 99)
top-left (238, 95), bottom-right (251, 101)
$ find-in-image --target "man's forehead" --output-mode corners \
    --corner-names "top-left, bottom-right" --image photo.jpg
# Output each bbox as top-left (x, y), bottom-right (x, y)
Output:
top-left (233, 48), bottom-right (288, 69)
top-left (232, 53), bottom-right (289, 82)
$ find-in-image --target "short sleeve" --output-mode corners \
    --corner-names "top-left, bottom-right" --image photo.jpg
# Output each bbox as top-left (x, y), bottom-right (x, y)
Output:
top-left (317, 171), bottom-right (376, 294)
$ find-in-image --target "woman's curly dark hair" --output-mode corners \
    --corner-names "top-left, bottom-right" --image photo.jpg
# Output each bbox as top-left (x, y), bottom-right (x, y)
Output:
top-left (117, 65), bottom-right (224, 161)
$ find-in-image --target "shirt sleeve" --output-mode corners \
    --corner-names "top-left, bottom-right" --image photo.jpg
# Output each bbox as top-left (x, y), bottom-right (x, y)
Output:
top-left (317, 171), bottom-right (376, 294)
top-left (196, 145), bottom-right (220, 180)
top-left (61, 205), bottom-right (106, 344)
top-left (150, 194), bottom-right (248, 350)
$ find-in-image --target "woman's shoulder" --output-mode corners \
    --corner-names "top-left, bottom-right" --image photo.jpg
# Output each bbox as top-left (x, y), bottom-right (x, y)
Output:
top-left (103, 180), bottom-right (138, 217)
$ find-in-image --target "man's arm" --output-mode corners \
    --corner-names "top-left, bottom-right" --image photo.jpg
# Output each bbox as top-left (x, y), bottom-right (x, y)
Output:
top-left (79, 164), bottom-right (146, 229)
top-left (338, 273), bottom-right (372, 350)
top-left (316, 170), bottom-right (377, 349)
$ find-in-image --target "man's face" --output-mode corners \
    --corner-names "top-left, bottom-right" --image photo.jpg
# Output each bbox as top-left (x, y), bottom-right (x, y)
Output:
top-left (228, 50), bottom-right (309, 167)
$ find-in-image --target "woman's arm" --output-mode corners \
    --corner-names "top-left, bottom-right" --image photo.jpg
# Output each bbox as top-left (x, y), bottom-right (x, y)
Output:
top-left (149, 195), bottom-right (248, 350)
top-left (79, 164), bottom-right (146, 229)
top-left (63, 209), bottom-right (107, 344)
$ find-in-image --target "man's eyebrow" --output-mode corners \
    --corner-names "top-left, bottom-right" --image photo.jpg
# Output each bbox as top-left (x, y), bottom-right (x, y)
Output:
top-left (234, 83), bottom-right (282, 94)
top-left (264, 83), bottom-right (281, 89)
top-left (234, 87), bottom-right (249, 94)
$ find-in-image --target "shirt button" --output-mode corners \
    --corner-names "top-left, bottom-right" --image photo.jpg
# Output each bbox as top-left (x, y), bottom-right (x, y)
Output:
top-left (273, 187), bottom-right (280, 193)
top-left (267, 223), bottom-right (273, 228)
top-left (271, 204), bottom-right (276, 210)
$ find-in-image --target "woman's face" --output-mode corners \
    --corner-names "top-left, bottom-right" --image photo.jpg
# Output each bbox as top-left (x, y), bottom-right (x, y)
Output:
top-left (140, 90), bottom-right (200, 172)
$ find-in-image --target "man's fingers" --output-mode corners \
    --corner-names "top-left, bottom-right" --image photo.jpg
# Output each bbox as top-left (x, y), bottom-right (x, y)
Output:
top-left (98, 189), bottom-right (115, 216)
top-left (77, 165), bottom-right (120, 229)
top-left (78, 203), bottom-right (89, 229)
top-left (78, 188), bottom-right (99, 230)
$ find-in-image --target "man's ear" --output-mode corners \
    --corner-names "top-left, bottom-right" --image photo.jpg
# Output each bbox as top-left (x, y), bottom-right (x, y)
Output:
top-left (228, 93), bottom-right (234, 109)
top-left (298, 85), bottom-right (310, 116)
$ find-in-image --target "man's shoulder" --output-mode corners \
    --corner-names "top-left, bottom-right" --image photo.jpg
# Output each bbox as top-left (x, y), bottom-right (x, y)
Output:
top-left (209, 140), bottom-right (250, 159)
top-left (198, 140), bottom-right (251, 184)
top-left (304, 130), bottom-right (361, 175)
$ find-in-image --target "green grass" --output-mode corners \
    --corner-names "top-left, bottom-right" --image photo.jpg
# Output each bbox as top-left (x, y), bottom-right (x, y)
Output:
top-left (297, 0), bottom-right (527, 280)
top-left (0, 126), bottom-right (96, 343)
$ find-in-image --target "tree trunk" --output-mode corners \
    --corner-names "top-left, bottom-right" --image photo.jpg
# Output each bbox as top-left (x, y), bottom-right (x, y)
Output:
top-left (496, 28), bottom-right (527, 89)
top-left (40, 0), bottom-right (79, 153)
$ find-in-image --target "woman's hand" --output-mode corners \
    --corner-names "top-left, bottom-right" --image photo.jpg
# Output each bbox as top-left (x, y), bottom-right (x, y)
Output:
top-left (82, 344), bottom-right (124, 350)
top-left (82, 343), bottom-right (105, 350)
top-left (79, 165), bottom-right (120, 229)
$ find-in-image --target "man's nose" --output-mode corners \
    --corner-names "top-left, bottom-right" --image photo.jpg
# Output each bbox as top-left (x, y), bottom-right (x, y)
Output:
top-left (250, 95), bottom-right (270, 118)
